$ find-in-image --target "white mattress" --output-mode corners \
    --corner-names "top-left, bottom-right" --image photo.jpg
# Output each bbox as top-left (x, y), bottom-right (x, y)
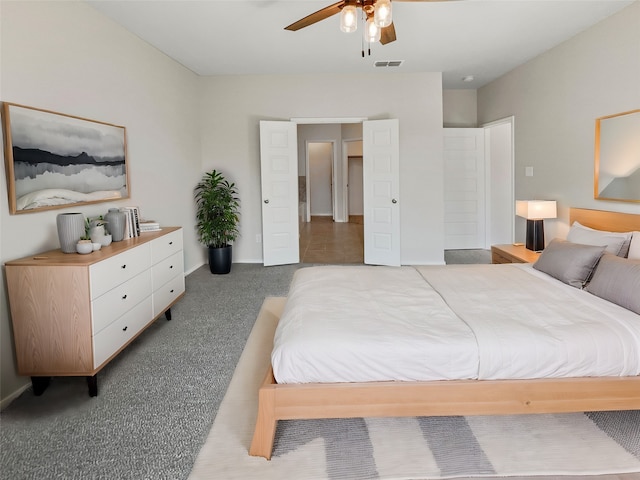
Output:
top-left (271, 264), bottom-right (640, 384)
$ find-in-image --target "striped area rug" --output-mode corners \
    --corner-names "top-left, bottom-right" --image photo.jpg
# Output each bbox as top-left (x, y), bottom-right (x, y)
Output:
top-left (189, 297), bottom-right (640, 480)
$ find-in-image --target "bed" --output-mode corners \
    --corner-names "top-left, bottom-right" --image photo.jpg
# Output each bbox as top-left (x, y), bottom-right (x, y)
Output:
top-left (250, 207), bottom-right (640, 460)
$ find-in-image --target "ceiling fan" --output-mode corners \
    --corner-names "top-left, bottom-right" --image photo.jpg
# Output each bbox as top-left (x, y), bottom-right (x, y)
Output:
top-left (285, 0), bottom-right (454, 46)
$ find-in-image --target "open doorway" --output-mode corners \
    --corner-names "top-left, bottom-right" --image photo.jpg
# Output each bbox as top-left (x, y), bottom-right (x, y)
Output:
top-left (261, 119), bottom-right (400, 267)
top-left (298, 139), bottom-right (365, 264)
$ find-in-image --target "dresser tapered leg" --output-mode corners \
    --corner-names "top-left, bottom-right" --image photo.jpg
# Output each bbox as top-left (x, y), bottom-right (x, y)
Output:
top-left (87, 375), bottom-right (98, 397)
top-left (31, 376), bottom-right (50, 396)
top-left (165, 308), bottom-right (172, 321)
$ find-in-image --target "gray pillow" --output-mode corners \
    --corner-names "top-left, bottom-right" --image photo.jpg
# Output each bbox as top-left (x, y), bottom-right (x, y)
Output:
top-left (586, 254), bottom-right (640, 314)
top-left (533, 239), bottom-right (605, 288)
top-left (566, 221), bottom-right (632, 257)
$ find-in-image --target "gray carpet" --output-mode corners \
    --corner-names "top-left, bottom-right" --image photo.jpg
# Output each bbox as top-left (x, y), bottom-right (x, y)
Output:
top-left (444, 249), bottom-right (491, 265)
top-left (0, 249), bottom-right (553, 480)
top-left (0, 263), bottom-right (301, 480)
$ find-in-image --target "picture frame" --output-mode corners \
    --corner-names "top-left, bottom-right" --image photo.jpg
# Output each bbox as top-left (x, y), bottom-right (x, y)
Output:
top-left (2, 102), bottom-right (130, 214)
top-left (594, 108), bottom-right (640, 203)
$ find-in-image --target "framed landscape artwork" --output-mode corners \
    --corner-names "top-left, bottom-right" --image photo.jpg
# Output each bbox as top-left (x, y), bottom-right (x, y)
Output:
top-left (2, 103), bottom-right (130, 214)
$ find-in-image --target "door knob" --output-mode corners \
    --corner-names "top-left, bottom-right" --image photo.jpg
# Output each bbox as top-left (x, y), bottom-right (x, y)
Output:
top-left (264, 199), bottom-right (269, 204)
top-left (392, 198), bottom-right (398, 204)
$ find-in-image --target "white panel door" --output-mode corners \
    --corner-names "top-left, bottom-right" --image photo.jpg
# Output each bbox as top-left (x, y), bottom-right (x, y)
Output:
top-left (363, 119), bottom-right (400, 266)
top-left (260, 121), bottom-right (299, 266)
top-left (443, 128), bottom-right (486, 249)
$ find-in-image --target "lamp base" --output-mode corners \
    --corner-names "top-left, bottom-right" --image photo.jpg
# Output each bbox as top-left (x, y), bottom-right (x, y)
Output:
top-left (525, 219), bottom-right (545, 252)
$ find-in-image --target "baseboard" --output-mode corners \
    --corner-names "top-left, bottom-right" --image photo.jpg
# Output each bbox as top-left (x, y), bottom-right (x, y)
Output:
top-left (1, 382), bottom-right (30, 411)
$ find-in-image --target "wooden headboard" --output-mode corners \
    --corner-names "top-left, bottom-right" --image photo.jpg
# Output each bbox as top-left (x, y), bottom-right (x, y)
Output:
top-left (570, 208), bottom-right (640, 232)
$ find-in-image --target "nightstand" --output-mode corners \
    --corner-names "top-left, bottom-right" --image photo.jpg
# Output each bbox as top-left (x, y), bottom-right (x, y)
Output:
top-left (491, 244), bottom-right (541, 264)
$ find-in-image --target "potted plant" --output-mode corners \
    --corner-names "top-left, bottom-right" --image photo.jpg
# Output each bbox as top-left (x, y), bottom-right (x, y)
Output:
top-left (194, 169), bottom-right (240, 274)
top-left (76, 219), bottom-right (94, 254)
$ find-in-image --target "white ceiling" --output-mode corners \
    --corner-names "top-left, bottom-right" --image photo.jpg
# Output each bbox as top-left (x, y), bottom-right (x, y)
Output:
top-left (87, 0), bottom-right (635, 89)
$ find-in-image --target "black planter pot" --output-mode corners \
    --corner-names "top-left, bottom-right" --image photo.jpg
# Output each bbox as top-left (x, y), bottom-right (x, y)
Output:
top-left (208, 245), bottom-right (232, 274)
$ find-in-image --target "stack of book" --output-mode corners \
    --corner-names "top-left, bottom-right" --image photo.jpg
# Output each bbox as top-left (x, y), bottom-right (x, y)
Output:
top-left (139, 221), bottom-right (161, 232)
top-left (120, 206), bottom-right (141, 239)
top-left (119, 206), bottom-right (161, 237)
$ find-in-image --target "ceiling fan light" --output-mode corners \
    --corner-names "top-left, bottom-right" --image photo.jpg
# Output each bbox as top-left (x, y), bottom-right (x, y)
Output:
top-left (340, 4), bottom-right (358, 33)
top-left (364, 16), bottom-right (381, 43)
top-left (374, 0), bottom-right (392, 28)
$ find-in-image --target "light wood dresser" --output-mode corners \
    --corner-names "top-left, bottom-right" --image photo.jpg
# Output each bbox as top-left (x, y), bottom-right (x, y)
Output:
top-left (5, 227), bottom-right (185, 397)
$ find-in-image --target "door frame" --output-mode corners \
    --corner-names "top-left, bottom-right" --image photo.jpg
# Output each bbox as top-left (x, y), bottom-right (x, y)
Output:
top-left (481, 115), bottom-right (515, 245)
top-left (342, 138), bottom-right (363, 222)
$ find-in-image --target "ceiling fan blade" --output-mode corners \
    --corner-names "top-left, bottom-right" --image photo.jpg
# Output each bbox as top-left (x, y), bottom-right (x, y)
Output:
top-left (285, 1), bottom-right (345, 31)
top-left (380, 22), bottom-right (397, 45)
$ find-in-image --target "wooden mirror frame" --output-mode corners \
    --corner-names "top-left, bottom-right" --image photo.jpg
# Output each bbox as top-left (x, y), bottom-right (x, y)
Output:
top-left (2, 102), bottom-right (130, 214)
top-left (594, 108), bottom-right (640, 203)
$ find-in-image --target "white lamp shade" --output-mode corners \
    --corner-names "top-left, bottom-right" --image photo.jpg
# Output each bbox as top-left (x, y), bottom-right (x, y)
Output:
top-left (516, 200), bottom-right (557, 220)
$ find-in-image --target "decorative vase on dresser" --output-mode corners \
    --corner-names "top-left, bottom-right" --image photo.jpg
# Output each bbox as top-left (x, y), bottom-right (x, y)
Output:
top-left (56, 212), bottom-right (85, 253)
top-left (5, 227), bottom-right (185, 397)
top-left (105, 208), bottom-right (126, 241)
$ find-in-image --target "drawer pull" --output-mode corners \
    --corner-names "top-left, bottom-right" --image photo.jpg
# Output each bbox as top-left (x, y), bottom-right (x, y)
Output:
top-left (121, 264), bottom-right (127, 269)
top-left (170, 289), bottom-right (174, 293)
top-left (170, 265), bottom-right (173, 269)
top-left (169, 241), bottom-right (173, 245)
top-left (122, 294), bottom-right (127, 300)
top-left (122, 326), bottom-right (128, 332)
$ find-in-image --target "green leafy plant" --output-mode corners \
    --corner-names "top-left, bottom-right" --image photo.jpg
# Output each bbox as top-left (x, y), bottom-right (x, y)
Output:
top-left (80, 216), bottom-right (92, 241)
top-left (194, 170), bottom-right (240, 248)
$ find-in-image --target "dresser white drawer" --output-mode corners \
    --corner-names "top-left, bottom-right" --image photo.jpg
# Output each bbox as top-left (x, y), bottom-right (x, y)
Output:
top-left (152, 251), bottom-right (183, 291)
top-left (151, 229), bottom-right (183, 265)
top-left (153, 274), bottom-right (185, 317)
top-left (91, 269), bottom-right (152, 335)
top-left (93, 296), bottom-right (153, 368)
top-left (90, 244), bottom-right (151, 299)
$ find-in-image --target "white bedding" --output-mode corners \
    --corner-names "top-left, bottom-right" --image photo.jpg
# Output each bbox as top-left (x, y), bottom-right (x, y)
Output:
top-left (271, 264), bottom-right (640, 384)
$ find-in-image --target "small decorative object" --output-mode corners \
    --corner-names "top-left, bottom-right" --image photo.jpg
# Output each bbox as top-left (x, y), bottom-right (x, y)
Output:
top-left (99, 234), bottom-right (113, 247)
top-left (76, 240), bottom-right (93, 254)
top-left (194, 169), bottom-right (240, 274)
top-left (92, 242), bottom-right (102, 251)
top-left (57, 212), bottom-right (85, 253)
top-left (105, 208), bottom-right (126, 241)
top-left (89, 217), bottom-right (108, 243)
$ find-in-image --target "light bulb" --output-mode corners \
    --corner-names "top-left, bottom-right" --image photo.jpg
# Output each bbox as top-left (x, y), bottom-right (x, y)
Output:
top-left (340, 5), bottom-right (358, 33)
top-left (364, 16), bottom-right (381, 43)
top-left (374, 0), bottom-right (392, 28)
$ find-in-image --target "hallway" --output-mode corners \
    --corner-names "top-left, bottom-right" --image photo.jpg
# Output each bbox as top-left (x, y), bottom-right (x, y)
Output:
top-left (299, 216), bottom-right (364, 264)
top-left (298, 218), bottom-right (490, 265)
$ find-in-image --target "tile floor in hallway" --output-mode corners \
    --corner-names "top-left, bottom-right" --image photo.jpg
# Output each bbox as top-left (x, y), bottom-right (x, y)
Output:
top-left (298, 216), bottom-right (490, 265)
top-left (299, 216), bottom-right (364, 264)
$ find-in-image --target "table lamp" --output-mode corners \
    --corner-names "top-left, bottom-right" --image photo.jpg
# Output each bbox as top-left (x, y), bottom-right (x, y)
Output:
top-left (516, 200), bottom-right (557, 251)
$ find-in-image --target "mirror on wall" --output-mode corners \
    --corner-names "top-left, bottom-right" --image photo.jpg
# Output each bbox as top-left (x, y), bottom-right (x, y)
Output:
top-left (594, 109), bottom-right (640, 203)
top-left (2, 102), bottom-right (129, 214)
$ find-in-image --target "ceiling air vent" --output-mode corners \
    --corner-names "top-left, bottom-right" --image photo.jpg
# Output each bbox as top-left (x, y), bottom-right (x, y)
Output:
top-left (374, 60), bottom-right (404, 68)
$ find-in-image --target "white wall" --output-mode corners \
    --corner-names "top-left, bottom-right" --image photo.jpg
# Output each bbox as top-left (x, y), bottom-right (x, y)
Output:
top-left (308, 142), bottom-right (334, 216)
top-left (199, 72), bottom-right (445, 265)
top-left (0, 1), bottom-right (202, 404)
top-left (443, 90), bottom-right (478, 127)
top-left (478, 2), bottom-right (640, 243)
top-left (348, 157), bottom-right (364, 216)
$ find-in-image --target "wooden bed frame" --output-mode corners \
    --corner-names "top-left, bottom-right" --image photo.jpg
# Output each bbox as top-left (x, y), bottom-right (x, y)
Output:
top-left (250, 208), bottom-right (640, 460)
